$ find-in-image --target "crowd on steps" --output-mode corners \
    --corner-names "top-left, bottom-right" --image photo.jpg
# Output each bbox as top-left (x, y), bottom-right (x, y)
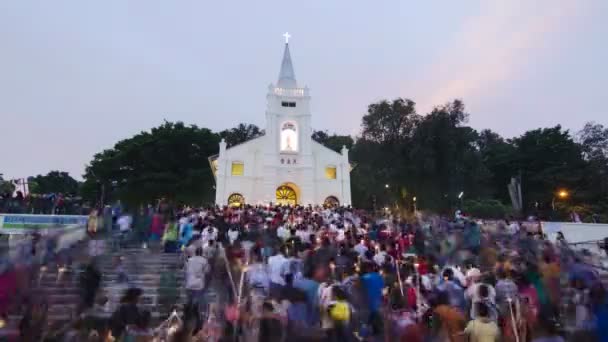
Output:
top-left (1, 203), bottom-right (608, 341)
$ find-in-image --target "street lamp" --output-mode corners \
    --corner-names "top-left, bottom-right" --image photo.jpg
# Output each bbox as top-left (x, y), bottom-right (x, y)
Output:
top-left (385, 184), bottom-right (389, 189)
top-left (458, 191), bottom-right (464, 209)
top-left (552, 189), bottom-right (569, 211)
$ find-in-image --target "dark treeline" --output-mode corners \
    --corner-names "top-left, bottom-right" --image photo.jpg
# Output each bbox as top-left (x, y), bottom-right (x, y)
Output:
top-left (4, 98), bottom-right (605, 221)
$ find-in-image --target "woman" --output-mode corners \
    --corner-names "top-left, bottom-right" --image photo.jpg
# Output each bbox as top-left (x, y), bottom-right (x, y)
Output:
top-left (110, 288), bottom-right (143, 339)
top-left (149, 212), bottom-right (165, 242)
top-left (432, 291), bottom-right (466, 342)
top-left (163, 218), bottom-right (180, 253)
top-left (464, 302), bottom-right (500, 342)
top-left (88, 208), bottom-right (99, 234)
top-left (19, 299), bottom-right (48, 342)
top-left (124, 310), bottom-right (154, 342)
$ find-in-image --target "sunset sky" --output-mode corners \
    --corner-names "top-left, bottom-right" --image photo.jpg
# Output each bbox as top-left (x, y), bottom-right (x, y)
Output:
top-left (1, 1), bottom-right (606, 179)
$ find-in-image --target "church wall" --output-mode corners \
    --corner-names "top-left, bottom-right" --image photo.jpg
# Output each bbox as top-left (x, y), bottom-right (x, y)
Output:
top-left (311, 142), bottom-right (350, 205)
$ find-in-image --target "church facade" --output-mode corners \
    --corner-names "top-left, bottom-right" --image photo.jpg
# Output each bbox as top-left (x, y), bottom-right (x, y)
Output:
top-left (209, 39), bottom-right (352, 207)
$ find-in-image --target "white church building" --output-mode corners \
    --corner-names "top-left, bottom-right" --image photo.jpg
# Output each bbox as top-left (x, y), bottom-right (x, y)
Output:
top-left (209, 36), bottom-right (352, 207)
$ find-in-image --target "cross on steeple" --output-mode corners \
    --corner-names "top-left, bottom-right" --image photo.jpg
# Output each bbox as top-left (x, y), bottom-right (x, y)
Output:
top-left (283, 32), bottom-right (291, 44)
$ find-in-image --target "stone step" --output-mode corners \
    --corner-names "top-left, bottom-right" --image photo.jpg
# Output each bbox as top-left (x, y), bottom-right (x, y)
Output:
top-left (102, 273), bottom-right (184, 280)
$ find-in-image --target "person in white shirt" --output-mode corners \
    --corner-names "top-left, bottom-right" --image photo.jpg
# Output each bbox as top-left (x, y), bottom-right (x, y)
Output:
top-left (267, 246), bottom-right (289, 297)
top-left (354, 240), bottom-right (368, 257)
top-left (296, 227), bottom-right (310, 244)
top-left (246, 252), bottom-right (270, 294)
top-left (276, 225), bottom-right (290, 241)
top-left (227, 226), bottom-right (239, 245)
top-left (117, 214), bottom-right (132, 233)
top-left (336, 227), bottom-right (346, 243)
top-left (185, 247), bottom-right (210, 306)
top-left (507, 221), bottom-right (520, 235)
top-left (201, 225), bottom-right (218, 244)
top-left (373, 244), bottom-right (392, 266)
top-left (178, 215), bottom-right (189, 237)
top-left (202, 239), bottom-right (218, 260)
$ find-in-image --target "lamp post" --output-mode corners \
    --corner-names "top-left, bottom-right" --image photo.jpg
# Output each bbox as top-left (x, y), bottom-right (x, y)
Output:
top-left (458, 191), bottom-right (464, 209)
top-left (413, 196), bottom-right (417, 214)
top-left (551, 189), bottom-right (569, 211)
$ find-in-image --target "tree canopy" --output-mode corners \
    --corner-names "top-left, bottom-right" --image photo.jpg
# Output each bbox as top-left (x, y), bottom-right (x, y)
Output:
top-left (0, 174), bottom-right (15, 195)
top-left (82, 121), bottom-right (219, 206)
top-left (219, 123), bottom-right (264, 147)
top-left (28, 171), bottom-right (80, 196)
top-left (311, 131), bottom-right (354, 153)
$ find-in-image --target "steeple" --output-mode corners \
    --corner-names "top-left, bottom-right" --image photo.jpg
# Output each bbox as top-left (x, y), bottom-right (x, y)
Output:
top-left (277, 40), bottom-right (297, 89)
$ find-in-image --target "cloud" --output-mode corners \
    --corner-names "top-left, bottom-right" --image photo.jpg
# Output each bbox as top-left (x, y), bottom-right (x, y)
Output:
top-left (415, 0), bottom-right (582, 112)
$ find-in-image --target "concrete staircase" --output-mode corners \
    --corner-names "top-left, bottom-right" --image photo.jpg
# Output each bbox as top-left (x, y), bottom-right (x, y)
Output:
top-left (1, 242), bottom-right (186, 338)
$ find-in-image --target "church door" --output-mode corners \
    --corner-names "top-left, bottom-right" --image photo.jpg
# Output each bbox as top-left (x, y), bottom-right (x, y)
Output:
top-left (276, 185), bottom-right (297, 206)
top-left (227, 193), bottom-right (245, 207)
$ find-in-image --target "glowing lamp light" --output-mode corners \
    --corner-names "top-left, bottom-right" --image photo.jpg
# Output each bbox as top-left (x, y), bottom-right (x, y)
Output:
top-left (558, 190), bottom-right (569, 199)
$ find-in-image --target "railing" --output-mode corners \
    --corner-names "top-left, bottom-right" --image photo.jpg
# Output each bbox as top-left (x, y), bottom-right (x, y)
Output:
top-left (273, 87), bottom-right (307, 97)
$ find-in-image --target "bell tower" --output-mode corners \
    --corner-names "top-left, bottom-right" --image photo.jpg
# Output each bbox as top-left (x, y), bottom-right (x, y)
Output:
top-left (264, 34), bottom-right (312, 158)
top-left (258, 33), bottom-right (315, 205)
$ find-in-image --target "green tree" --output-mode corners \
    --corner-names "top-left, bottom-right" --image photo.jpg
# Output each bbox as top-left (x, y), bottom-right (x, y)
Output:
top-left (29, 171), bottom-right (80, 195)
top-left (407, 100), bottom-right (491, 211)
top-left (351, 98), bottom-right (421, 209)
top-left (219, 123), bottom-right (264, 147)
top-left (0, 174), bottom-right (15, 194)
top-left (512, 125), bottom-right (586, 213)
top-left (361, 98), bottom-right (420, 144)
top-left (477, 129), bottom-right (518, 202)
top-left (577, 122), bottom-right (608, 211)
top-left (82, 121), bottom-right (219, 206)
top-left (311, 130), bottom-right (354, 153)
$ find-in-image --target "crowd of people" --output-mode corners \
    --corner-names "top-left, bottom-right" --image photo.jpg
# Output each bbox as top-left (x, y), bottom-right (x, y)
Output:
top-left (4, 203), bottom-right (608, 341)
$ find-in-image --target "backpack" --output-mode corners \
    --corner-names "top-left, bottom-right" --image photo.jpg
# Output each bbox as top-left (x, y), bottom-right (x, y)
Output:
top-left (329, 301), bottom-right (350, 322)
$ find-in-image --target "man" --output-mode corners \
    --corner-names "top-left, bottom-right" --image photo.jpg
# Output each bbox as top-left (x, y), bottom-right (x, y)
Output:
top-left (201, 225), bottom-right (218, 244)
top-left (185, 247), bottom-right (210, 307)
top-left (437, 268), bottom-right (467, 313)
top-left (227, 226), bottom-right (240, 245)
top-left (268, 245), bottom-right (289, 298)
top-left (373, 244), bottom-right (391, 266)
top-left (495, 269), bottom-right (519, 314)
top-left (117, 214), bottom-right (132, 233)
top-left (354, 239), bottom-right (368, 257)
top-left (360, 262), bottom-right (385, 335)
top-left (277, 224), bottom-right (290, 242)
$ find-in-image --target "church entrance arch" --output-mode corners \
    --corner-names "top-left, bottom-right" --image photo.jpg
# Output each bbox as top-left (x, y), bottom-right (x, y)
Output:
top-left (227, 193), bottom-right (245, 207)
top-left (276, 184), bottom-right (298, 206)
top-left (324, 196), bottom-right (340, 208)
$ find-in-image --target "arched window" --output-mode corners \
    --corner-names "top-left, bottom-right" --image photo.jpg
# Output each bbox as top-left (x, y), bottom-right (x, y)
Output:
top-left (227, 193), bottom-right (245, 207)
top-left (280, 122), bottom-right (298, 152)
